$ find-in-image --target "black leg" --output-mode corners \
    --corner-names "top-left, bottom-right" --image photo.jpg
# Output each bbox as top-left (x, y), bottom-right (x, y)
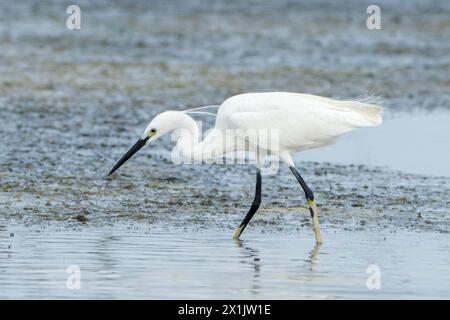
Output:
top-left (289, 166), bottom-right (314, 201)
top-left (289, 166), bottom-right (323, 243)
top-left (232, 168), bottom-right (262, 239)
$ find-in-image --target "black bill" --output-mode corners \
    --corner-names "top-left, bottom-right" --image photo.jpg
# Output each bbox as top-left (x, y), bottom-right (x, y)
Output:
top-left (108, 136), bottom-right (150, 176)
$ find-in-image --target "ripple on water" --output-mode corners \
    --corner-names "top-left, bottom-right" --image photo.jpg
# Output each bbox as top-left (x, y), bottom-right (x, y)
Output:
top-left (1, 223), bottom-right (449, 299)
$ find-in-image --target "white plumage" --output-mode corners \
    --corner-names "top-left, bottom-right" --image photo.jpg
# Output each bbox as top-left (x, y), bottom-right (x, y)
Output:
top-left (216, 92), bottom-right (382, 153)
top-left (109, 91), bottom-right (383, 242)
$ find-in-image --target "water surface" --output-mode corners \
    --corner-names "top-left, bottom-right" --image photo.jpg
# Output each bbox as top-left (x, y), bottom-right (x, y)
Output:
top-left (299, 110), bottom-right (450, 177)
top-left (1, 223), bottom-right (449, 299)
top-left (1, 0), bottom-right (450, 299)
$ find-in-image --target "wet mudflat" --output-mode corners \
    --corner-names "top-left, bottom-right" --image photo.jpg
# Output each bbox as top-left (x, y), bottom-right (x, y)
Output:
top-left (1, 0), bottom-right (450, 298)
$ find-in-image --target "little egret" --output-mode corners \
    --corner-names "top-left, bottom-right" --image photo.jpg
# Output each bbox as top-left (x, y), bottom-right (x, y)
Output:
top-left (108, 92), bottom-right (383, 243)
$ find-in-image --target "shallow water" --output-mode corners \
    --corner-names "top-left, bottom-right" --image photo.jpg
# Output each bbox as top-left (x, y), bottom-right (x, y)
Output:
top-left (1, 223), bottom-right (449, 299)
top-left (299, 109), bottom-right (450, 177)
top-left (1, 0), bottom-right (450, 299)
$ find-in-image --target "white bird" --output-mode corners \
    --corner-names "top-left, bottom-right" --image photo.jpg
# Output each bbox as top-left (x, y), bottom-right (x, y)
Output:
top-left (108, 92), bottom-right (383, 243)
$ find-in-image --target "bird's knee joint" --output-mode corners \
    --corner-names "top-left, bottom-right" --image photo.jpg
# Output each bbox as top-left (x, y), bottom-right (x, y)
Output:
top-left (305, 189), bottom-right (314, 202)
top-left (253, 199), bottom-right (262, 207)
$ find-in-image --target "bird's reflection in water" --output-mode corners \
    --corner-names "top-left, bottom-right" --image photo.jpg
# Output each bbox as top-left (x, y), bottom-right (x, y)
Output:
top-left (285, 242), bottom-right (323, 283)
top-left (308, 243), bottom-right (322, 272)
top-left (234, 239), bottom-right (261, 295)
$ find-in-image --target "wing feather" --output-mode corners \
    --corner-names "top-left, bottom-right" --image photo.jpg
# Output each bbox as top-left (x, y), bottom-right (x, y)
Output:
top-left (221, 92), bottom-right (383, 152)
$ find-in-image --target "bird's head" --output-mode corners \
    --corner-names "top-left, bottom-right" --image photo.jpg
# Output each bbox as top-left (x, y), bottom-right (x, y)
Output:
top-left (142, 110), bottom-right (197, 140)
top-left (108, 111), bottom-right (196, 176)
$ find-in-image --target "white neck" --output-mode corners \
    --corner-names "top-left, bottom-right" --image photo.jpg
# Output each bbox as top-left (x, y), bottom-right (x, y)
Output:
top-left (170, 113), bottom-right (229, 162)
top-left (173, 114), bottom-right (201, 160)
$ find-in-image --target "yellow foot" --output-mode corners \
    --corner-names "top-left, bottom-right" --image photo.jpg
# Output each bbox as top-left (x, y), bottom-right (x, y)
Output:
top-left (307, 199), bottom-right (323, 244)
top-left (232, 226), bottom-right (244, 240)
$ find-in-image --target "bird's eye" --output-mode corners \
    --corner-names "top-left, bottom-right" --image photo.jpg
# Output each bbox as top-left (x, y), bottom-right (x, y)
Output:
top-left (149, 128), bottom-right (157, 135)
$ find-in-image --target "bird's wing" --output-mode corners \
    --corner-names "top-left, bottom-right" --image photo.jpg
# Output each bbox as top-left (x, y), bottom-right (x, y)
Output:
top-left (221, 92), bottom-right (383, 128)
top-left (219, 92), bottom-right (382, 152)
top-left (227, 106), bottom-right (368, 152)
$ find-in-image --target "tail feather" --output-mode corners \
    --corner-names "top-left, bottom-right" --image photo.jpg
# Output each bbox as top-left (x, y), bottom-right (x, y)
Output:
top-left (334, 99), bottom-right (383, 127)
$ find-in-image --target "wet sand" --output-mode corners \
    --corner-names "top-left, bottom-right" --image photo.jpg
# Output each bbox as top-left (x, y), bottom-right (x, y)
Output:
top-left (1, 0), bottom-right (450, 298)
